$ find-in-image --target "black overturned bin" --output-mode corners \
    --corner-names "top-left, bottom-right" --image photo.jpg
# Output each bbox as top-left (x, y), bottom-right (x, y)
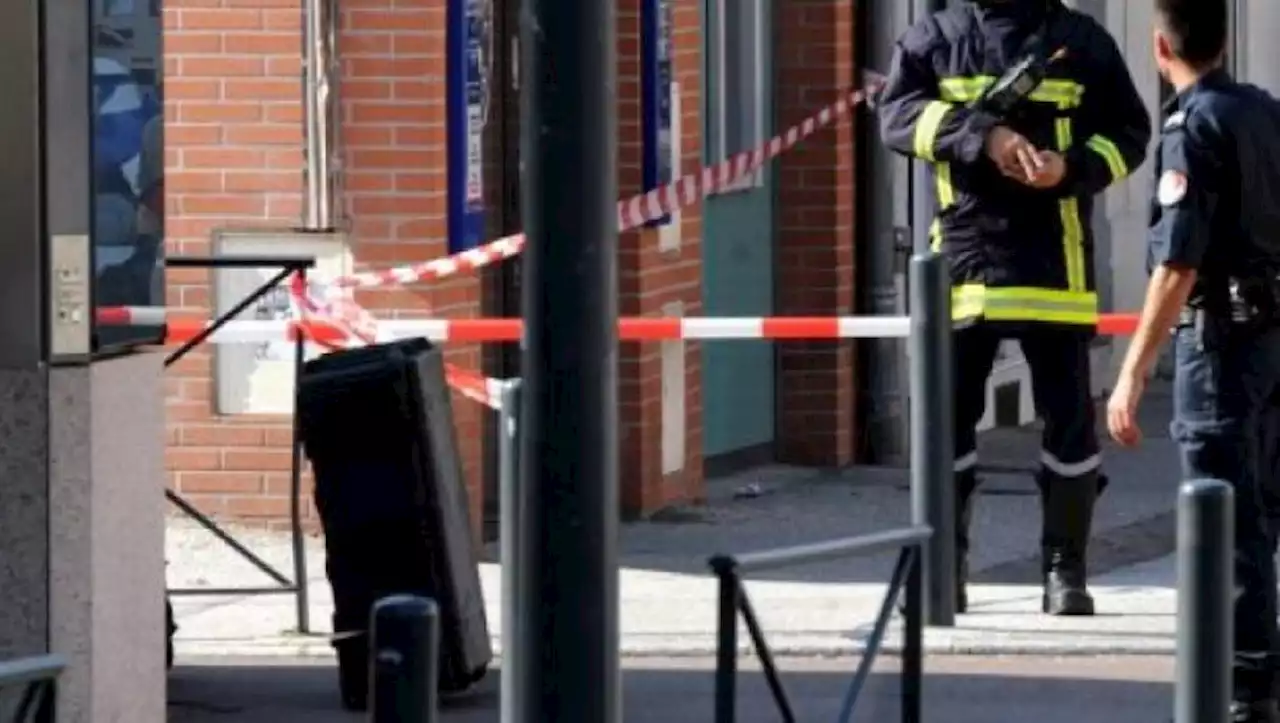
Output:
top-left (297, 338), bottom-right (492, 710)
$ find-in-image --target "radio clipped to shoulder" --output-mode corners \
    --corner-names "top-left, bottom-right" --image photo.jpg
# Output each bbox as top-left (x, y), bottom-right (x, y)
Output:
top-left (975, 46), bottom-right (1068, 117)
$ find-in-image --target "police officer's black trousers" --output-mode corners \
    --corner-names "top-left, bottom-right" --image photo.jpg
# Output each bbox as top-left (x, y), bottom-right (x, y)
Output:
top-left (952, 324), bottom-right (1102, 615)
top-left (1171, 324), bottom-right (1280, 704)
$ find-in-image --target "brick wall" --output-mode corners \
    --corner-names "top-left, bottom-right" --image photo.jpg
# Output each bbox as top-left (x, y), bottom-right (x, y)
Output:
top-left (163, 0), bottom-right (482, 531)
top-left (774, 0), bottom-right (860, 466)
top-left (163, 0), bottom-right (861, 525)
top-left (616, 0), bottom-right (705, 515)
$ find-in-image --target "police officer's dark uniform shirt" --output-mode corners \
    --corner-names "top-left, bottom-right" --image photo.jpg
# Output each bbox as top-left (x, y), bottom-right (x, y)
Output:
top-left (1148, 67), bottom-right (1280, 705)
top-left (1148, 69), bottom-right (1280, 297)
top-left (878, 0), bottom-right (1151, 329)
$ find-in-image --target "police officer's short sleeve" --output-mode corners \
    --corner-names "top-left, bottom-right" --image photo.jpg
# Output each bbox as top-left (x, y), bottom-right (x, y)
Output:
top-left (1147, 114), bottom-right (1221, 270)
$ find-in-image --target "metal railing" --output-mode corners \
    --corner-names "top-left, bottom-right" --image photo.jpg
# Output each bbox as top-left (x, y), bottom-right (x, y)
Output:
top-left (162, 255), bottom-right (315, 634)
top-left (709, 524), bottom-right (931, 723)
top-left (0, 654), bottom-right (64, 723)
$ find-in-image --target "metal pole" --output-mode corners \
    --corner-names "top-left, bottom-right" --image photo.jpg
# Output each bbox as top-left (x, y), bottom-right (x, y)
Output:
top-left (290, 268), bottom-right (312, 634)
top-left (1174, 479), bottom-right (1233, 723)
top-left (516, 0), bottom-right (619, 721)
top-left (369, 595), bottom-right (441, 723)
top-left (711, 561), bottom-right (740, 723)
top-left (901, 546), bottom-right (924, 723)
top-left (909, 252), bottom-right (956, 627)
top-left (498, 380), bottom-right (522, 723)
top-left (301, 0), bottom-right (340, 231)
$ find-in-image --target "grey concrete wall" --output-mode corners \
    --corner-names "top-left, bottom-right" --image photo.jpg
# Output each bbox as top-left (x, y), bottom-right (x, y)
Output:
top-left (0, 370), bottom-right (51, 660)
top-left (1238, 0), bottom-right (1280, 93)
top-left (49, 352), bottom-right (166, 723)
top-left (0, 353), bottom-right (166, 723)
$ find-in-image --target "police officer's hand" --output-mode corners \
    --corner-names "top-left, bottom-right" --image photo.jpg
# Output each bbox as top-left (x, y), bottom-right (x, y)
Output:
top-left (1023, 150), bottom-right (1067, 190)
top-left (1106, 372), bottom-right (1146, 448)
top-left (984, 126), bottom-right (1039, 182)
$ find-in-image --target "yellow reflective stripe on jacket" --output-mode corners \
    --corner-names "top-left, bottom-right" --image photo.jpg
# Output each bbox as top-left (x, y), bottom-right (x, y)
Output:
top-left (1055, 117), bottom-right (1087, 293)
top-left (930, 162), bottom-right (956, 252)
top-left (937, 76), bottom-right (1084, 109)
top-left (914, 99), bottom-right (957, 252)
top-left (951, 284), bottom-right (1098, 325)
top-left (1085, 134), bottom-right (1127, 181)
top-left (914, 101), bottom-right (953, 161)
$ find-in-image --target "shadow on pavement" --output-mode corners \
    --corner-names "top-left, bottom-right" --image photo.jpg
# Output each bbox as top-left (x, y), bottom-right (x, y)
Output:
top-left (547, 386), bottom-right (1183, 587)
top-left (167, 655), bottom-right (1173, 723)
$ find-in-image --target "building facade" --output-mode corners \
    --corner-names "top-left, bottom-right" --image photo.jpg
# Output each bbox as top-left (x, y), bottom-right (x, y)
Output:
top-left (171, 0), bottom-right (1271, 532)
top-left (162, 0), bottom-right (860, 531)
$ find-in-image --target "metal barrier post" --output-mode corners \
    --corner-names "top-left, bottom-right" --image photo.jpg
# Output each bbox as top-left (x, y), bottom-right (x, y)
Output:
top-left (901, 549), bottom-right (923, 723)
top-left (710, 558), bottom-right (740, 723)
top-left (498, 379), bottom-right (522, 723)
top-left (909, 252), bottom-right (956, 627)
top-left (290, 265), bottom-right (312, 634)
top-left (370, 595), bottom-right (441, 723)
top-left (1175, 479), bottom-right (1232, 723)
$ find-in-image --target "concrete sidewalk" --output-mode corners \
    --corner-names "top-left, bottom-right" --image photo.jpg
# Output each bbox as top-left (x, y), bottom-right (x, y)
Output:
top-left (169, 385), bottom-right (1186, 658)
top-left (169, 530), bottom-right (1179, 658)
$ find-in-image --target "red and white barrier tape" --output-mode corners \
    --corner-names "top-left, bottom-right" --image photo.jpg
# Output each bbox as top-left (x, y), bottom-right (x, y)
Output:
top-left (98, 308), bottom-right (1143, 338)
top-left (322, 73), bottom-right (885, 291)
top-left (289, 272), bottom-right (379, 347)
top-left (134, 315), bottom-right (910, 343)
top-left (281, 75), bottom-right (886, 347)
top-left (444, 364), bottom-right (506, 411)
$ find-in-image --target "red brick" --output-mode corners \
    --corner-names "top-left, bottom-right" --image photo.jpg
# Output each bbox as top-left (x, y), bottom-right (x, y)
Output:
top-left (177, 9), bottom-right (264, 31)
top-left (180, 424), bottom-right (267, 447)
top-left (775, 0), bottom-right (859, 466)
top-left (223, 449), bottom-right (294, 472)
top-left (166, 448), bottom-right (221, 471)
top-left (613, 0), bottom-right (704, 516)
top-left (178, 472), bottom-right (265, 494)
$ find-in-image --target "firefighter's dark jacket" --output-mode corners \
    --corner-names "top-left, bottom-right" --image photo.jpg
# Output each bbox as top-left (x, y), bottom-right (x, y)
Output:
top-left (878, 1), bottom-right (1152, 328)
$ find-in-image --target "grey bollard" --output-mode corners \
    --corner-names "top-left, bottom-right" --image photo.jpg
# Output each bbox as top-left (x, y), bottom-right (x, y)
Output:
top-left (369, 595), bottom-right (441, 723)
top-left (497, 380), bottom-right (522, 723)
top-left (908, 252), bottom-right (956, 627)
top-left (1175, 479), bottom-right (1233, 723)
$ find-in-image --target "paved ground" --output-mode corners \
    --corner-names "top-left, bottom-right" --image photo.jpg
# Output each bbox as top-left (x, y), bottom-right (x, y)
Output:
top-left (168, 383), bottom-right (1187, 657)
top-left (166, 654), bottom-right (1176, 723)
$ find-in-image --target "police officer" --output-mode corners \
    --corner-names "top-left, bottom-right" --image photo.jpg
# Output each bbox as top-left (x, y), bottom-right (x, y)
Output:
top-left (1107, 1), bottom-right (1280, 719)
top-left (878, 0), bottom-right (1151, 616)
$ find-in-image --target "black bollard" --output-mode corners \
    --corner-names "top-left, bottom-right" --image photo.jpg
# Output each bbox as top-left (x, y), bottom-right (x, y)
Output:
top-left (908, 252), bottom-right (956, 627)
top-left (1174, 479), bottom-right (1232, 723)
top-left (517, 0), bottom-right (621, 720)
top-left (369, 595), bottom-right (441, 723)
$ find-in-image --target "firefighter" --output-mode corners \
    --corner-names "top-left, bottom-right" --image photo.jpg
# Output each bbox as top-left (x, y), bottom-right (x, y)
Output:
top-left (1107, 1), bottom-right (1280, 718)
top-left (877, 0), bottom-right (1152, 616)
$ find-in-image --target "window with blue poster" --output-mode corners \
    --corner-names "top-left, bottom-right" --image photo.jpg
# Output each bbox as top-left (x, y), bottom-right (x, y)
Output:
top-left (91, 0), bottom-right (166, 352)
top-left (447, 0), bottom-right (493, 255)
top-left (642, 0), bottom-right (674, 227)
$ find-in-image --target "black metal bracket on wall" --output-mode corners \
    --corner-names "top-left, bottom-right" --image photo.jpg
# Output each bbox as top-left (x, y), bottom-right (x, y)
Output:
top-left (161, 255), bottom-right (316, 635)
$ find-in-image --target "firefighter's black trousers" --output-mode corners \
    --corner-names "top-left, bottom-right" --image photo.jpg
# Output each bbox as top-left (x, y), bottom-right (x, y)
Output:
top-left (952, 324), bottom-right (1100, 481)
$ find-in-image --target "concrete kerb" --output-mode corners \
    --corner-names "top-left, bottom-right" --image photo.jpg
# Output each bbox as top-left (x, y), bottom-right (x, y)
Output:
top-left (170, 557), bottom-right (1180, 660)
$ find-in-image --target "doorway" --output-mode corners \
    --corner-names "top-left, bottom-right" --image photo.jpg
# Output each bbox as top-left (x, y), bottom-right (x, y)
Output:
top-left (700, 0), bottom-right (777, 472)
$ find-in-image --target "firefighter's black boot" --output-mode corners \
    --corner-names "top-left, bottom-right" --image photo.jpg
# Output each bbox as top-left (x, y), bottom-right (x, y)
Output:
top-left (1037, 471), bottom-right (1106, 616)
top-left (955, 470), bottom-right (979, 614)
